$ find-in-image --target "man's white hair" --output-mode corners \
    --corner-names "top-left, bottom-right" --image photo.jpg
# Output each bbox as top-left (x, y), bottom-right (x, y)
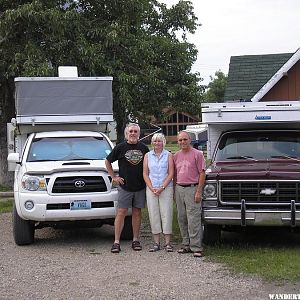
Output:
top-left (124, 123), bottom-right (140, 140)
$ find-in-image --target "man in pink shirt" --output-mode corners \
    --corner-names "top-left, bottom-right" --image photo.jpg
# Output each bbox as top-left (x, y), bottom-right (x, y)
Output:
top-left (173, 131), bottom-right (206, 257)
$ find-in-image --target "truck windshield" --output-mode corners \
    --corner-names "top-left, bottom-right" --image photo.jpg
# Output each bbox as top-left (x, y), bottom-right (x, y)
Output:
top-left (27, 136), bottom-right (112, 162)
top-left (215, 131), bottom-right (300, 161)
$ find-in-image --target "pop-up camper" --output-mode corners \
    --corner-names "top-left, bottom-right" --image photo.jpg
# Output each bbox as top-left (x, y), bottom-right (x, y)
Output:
top-left (7, 69), bottom-right (132, 245)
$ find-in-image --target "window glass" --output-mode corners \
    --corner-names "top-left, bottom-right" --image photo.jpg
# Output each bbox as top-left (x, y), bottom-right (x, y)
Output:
top-left (187, 132), bottom-right (196, 140)
top-left (215, 131), bottom-right (300, 160)
top-left (27, 136), bottom-right (112, 162)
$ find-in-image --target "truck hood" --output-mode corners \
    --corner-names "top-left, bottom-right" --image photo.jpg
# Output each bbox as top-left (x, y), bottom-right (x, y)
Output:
top-left (22, 160), bottom-right (118, 175)
top-left (206, 160), bottom-right (300, 180)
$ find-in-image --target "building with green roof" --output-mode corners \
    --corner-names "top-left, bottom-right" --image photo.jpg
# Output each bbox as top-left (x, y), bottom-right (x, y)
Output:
top-left (224, 49), bottom-right (300, 102)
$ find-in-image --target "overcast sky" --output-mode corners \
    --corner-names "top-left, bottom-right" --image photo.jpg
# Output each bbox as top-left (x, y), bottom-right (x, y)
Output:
top-left (163, 0), bottom-right (300, 84)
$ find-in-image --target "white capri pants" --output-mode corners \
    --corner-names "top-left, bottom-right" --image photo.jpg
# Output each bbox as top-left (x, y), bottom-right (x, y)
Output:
top-left (146, 186), bottom-right (173, 235)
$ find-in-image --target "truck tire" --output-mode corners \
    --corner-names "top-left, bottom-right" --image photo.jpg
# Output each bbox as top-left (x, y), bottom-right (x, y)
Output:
top-left (13, 205), bottom-right (35, 245)
top-left (121, 216), bottom-right (133, 240)
top-left (203, 224), bottom-right (221, 245)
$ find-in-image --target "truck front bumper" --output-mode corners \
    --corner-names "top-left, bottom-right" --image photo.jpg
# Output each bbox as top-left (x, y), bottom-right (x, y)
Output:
top-left (15, 190), bottom-right (119, 222)
top-left (203, 206), bottom-right (300, 227)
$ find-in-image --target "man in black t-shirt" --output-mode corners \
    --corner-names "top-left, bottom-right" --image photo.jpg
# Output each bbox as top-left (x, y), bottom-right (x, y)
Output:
top-left (105, 123), bottom-right (149, 253)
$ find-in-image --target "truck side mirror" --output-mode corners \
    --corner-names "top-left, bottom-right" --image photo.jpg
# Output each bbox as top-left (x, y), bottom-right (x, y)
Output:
top-left (7, 153), bottom-right (21, 171)
top-left (7, 152), bottom-right (20, 163)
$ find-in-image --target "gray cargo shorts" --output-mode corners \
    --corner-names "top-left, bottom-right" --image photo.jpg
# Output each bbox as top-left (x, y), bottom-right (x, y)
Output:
top-left (117, 186), bottom-right (146, 209)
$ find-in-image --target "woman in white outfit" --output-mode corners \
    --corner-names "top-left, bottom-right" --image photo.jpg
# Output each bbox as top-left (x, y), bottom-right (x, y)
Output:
top-left (143, 133), bottom-right (174, 252)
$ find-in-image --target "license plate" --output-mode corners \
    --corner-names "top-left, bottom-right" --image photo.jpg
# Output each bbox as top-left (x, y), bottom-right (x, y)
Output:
top-left (70, 200), bottom-right (91, 210)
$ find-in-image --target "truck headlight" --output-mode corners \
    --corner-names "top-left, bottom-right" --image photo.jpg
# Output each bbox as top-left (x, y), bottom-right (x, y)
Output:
top-left (203, 183), bottom-right (217, 199)
top-left (22, 175), bottom-right (46, 191)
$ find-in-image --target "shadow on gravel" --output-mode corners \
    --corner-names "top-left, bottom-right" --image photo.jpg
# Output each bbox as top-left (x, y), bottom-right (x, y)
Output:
top-left (33, 224), bottom-right (115, 246)
top-left (221, 227), bottom-right (300, 248)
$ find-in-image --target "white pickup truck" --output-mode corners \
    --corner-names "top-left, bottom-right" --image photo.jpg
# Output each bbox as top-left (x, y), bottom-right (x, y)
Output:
top-left (7, 71), bottom-right (132, 245)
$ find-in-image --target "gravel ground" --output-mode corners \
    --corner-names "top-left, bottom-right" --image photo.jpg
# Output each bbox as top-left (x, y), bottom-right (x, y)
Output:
top-left (0, 212), bottom-right (299, 300)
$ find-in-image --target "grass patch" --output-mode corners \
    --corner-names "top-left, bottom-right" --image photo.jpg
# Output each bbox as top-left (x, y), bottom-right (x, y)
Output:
top-left (172, 204), bottom-right (181, 241)
top-left (146, 143), bottom-right (179, 154)
top-left (0, 198), bottom-right (14, 213)
top-left (206, 244), bottom-right (300, 282)
top-left (165, 143), bottom-right (179, 154)
top-left (142, 207), bottom-right (150, 228)
top-left (0, 185), bottom-right (12, 192)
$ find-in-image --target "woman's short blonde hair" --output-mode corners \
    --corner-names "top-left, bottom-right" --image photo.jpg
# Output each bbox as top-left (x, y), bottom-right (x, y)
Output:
top-left (151, 133), bottom-right (166, 147)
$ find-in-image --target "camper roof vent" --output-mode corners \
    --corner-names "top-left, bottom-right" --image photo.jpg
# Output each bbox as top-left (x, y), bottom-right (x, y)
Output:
top-left (58, 66), bottom-right (78, 77)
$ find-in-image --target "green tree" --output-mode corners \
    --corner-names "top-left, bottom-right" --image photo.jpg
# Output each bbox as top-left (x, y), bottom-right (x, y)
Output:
top-left (0, 0), bottom-right (202, 185)
top-left (203, 70), bottom-right (227, 102)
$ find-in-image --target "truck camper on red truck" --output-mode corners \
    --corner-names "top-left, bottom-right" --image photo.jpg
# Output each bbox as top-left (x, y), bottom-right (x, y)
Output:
top-left (7, 67), bottom-right (132, 245)
top-left (201, 101), bottom-right (300, 245)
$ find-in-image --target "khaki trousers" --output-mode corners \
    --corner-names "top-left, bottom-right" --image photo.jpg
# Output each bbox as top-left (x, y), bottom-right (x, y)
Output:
top-left (146, 186), bottom-right (173, 235)
top-left (175, 185), bottom-right (203, 252)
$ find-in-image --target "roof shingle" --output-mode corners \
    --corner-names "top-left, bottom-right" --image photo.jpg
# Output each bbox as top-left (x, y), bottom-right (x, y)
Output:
top-left (224, 53), bottom-right (293, 101)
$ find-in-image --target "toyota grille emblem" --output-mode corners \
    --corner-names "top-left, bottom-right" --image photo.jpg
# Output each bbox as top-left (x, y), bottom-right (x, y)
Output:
top-left (74, 180), bottom-right (85, 188)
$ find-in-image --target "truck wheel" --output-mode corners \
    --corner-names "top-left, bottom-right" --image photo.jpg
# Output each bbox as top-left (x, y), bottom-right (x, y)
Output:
top-left (121, 216), bottom-right (133, 240)
top-left (13, 205), bottom-right (35, 245)
top-left (203, 224), bottom-right (221, 245)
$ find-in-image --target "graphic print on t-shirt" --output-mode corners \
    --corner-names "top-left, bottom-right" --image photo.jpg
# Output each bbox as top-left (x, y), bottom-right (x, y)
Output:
top-left (125, 149), bottom-right (143, 165)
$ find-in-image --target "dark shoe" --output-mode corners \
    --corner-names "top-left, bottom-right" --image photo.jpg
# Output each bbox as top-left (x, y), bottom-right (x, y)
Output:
top-left (132, 240), bottom-right (142, 251)
top-left (149, 243), bottom-right (160, 252)
top-left (111, 243), bottom-right (121, 253)
top-left (177, 246), bottom-right (192, 254)
top-left (193, 251), bottom-right (204, 258)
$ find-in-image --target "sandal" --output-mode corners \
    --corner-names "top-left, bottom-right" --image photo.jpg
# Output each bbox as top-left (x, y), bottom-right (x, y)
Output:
top-left (132, 240), bottom-right (142, 251)
top-left (149, 243), bottom-right (160, 252)
top-left (193, 251), bottom-right (204, 258)
top-left (111, 243), bottom-right (121, 253)
top-left (165, 244), bottom-right (173, 252)
top-left (177, 246), bottom-right (192, 254)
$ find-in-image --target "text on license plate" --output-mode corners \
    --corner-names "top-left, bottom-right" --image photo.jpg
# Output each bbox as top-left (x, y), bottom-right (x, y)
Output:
top-left (70, 200), bottom-right (91, 210)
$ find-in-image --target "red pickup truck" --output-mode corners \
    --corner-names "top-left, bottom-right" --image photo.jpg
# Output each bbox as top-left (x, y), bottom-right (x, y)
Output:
top-left (201, 102), bottom-right (300, 244)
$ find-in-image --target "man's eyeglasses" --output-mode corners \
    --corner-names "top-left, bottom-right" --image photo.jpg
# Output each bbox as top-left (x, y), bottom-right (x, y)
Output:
top-left (129, 130), bottom-right (138, 133)
top-left (178, 138), bottom-right (188, 142)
